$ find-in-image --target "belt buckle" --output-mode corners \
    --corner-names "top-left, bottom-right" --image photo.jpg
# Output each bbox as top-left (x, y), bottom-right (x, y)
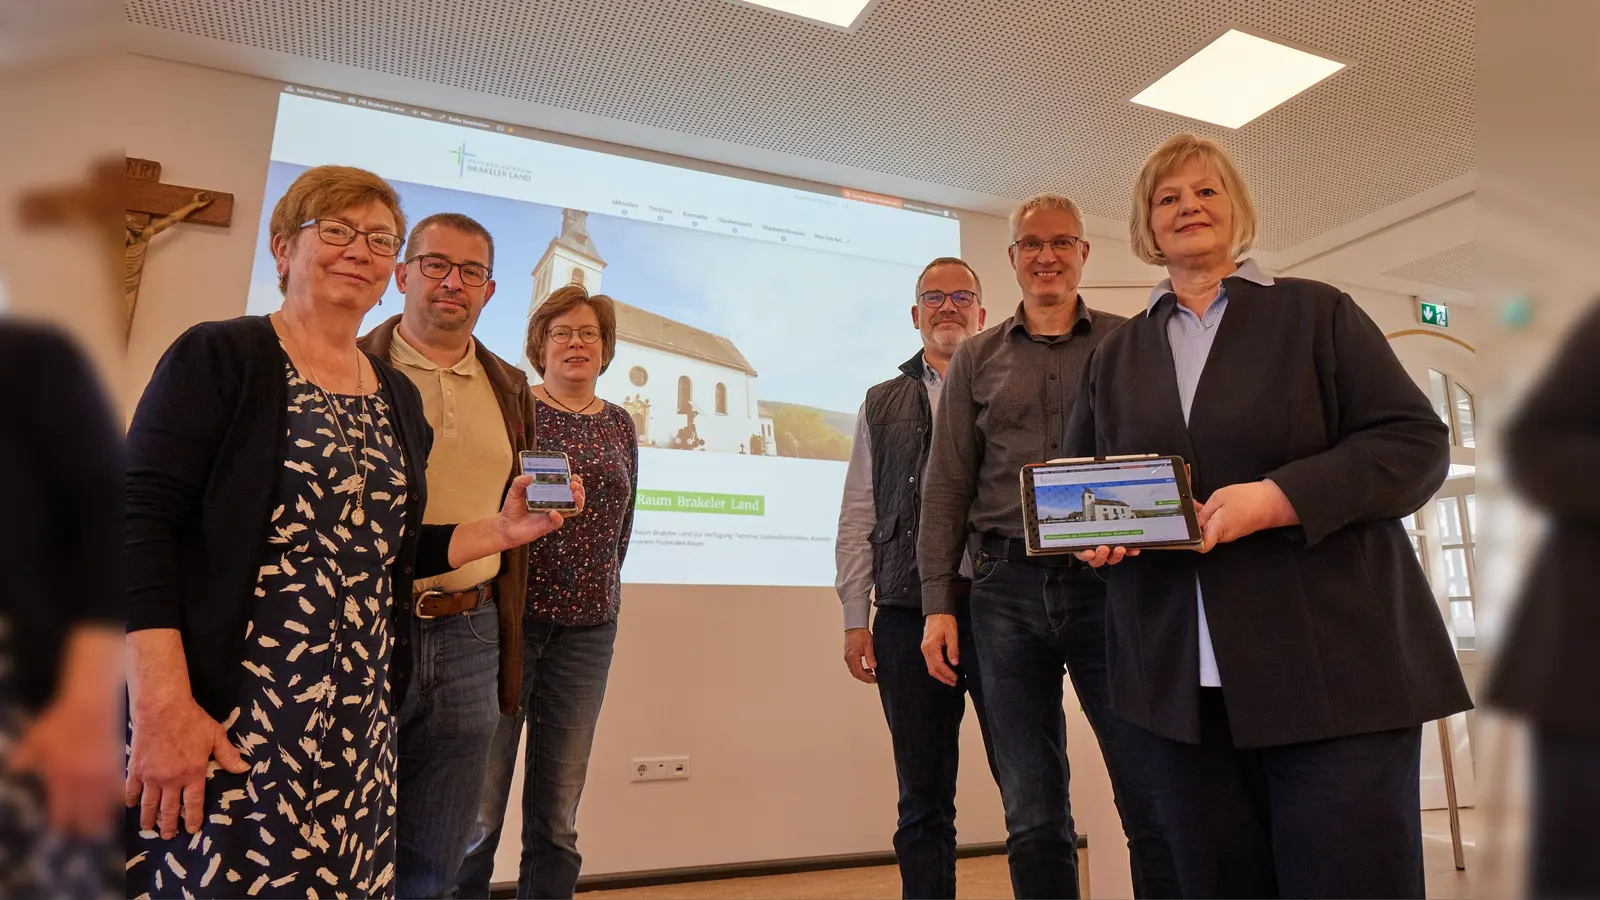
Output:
top-left (414, 588), bottom-right (446, 620)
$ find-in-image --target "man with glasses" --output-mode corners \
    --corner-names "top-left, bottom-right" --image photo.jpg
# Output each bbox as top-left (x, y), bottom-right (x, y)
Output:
top-left (357, 212), bottom-right (539, 897)
top-left (835, 257), bottom-right (995, 899)
top-left (917, 196), bottom-right (1179, 899)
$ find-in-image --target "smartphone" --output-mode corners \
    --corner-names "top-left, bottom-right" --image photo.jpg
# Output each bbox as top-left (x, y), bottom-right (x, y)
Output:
top-left (519, 451), bottom-right (578, 514)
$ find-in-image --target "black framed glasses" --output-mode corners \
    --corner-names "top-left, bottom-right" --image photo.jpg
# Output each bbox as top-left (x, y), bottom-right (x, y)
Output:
top-left (549, 326), bottom-right (603, 345)
top-left (919, 289), bottom-right (979, 309)
top-left (299, 218), bottom-right (403, 257)
top-left (408, 254), bottom-right (492, 287)
top-left (1010, 235), bottom-right (1085, 256)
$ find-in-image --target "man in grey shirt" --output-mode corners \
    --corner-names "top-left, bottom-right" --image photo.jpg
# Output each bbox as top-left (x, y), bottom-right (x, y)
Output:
top-left (916, 195), bottom-right (1177, 899)
top-left (834, 257), bottom-right (998, 899)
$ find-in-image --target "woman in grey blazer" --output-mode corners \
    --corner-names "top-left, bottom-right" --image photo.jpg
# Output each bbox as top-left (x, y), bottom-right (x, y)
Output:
top-left (1064, 133), bottom-right (1471, 899)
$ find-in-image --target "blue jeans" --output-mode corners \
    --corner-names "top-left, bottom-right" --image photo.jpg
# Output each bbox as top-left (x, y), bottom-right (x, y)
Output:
top-left (969, 551), bottom-right (1180, 900)
top-left (872, 599), bottom-right (999, 900)
top-left (394, 600), bottom-right (504, 898)
top-left (454, 617), bottom-right (618, 899)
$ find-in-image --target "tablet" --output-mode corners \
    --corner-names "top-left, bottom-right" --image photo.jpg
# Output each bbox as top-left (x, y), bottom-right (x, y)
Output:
top-left (1018, 455), bottom-right (1202, 555)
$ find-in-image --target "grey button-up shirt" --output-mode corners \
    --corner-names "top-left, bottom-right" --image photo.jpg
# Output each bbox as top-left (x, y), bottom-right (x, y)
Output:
top-left (1146, 258), bottom-right (1275, 686)
top-left (918, 298), bottom-right (1127, 617)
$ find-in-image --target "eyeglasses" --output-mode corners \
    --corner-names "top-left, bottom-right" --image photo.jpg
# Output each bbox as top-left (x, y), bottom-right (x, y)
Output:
top-left (1010, 236), bottom-right (1085, 257)
top-left (919, 290), bottom-right (979, 309)
top-left (300, 218), bottom-right (403, 257)
top-left (408, 254), bottom-right (492, 287)
top-left (549, 326), bottom-right (602, 345)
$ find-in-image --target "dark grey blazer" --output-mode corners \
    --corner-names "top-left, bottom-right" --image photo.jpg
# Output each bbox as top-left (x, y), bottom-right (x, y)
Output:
top-left (1063, 274), bottom-right (1472, 748)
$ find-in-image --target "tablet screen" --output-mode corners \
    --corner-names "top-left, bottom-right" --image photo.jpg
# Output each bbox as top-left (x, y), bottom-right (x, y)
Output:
top-left (1030, 457), bottom-right (1194, 550)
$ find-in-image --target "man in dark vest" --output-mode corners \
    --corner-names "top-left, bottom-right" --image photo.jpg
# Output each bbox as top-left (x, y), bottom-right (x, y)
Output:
top-left (834, 256), bottom-right (994, 899)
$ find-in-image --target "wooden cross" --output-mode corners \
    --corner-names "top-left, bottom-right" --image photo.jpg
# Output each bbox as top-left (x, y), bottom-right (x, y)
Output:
top-left (19, 157), bottom-right (234, 340)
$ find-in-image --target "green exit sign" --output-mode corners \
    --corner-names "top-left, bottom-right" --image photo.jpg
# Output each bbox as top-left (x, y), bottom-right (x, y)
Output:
top-left (1419, 299), bottom-right (1450, 328)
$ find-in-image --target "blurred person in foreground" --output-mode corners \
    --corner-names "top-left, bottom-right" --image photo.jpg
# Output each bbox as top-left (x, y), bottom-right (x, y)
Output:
top-left (0, 319), bottom-right (123, 898)
top-left (1484, 298), bottom-right (1600, 899)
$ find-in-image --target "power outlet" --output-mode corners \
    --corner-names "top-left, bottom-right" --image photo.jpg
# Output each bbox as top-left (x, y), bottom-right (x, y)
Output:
top-left (630, 756), bottom-right (690, 782)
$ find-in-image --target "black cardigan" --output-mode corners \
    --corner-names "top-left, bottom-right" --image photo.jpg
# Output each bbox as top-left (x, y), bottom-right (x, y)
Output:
top-left (1063, 275), bottom-right (1472, 748)
top-left (126, 315), bottom-right (455, 722)
top-left (1484, 299), bottom-right (1600, 736)
top-left (0, 323), bottom-right (123, 712)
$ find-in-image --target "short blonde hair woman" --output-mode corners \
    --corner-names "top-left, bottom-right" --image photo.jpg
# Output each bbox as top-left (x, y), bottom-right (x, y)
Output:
top-left (1062, 134), bottom-right (1471, 899)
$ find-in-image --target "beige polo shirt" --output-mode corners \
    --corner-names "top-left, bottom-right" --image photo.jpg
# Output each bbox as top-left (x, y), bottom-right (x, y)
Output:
top-left (390, 329), bottom-right (514, 593)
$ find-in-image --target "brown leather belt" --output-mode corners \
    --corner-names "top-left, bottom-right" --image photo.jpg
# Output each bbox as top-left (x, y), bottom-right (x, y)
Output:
top-left (413, 580), bottom-right (497, 620)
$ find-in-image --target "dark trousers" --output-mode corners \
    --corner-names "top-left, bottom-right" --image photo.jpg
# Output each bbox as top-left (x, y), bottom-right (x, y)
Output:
top-left (872, 599), bottom-right (999, 900)
top-left (1149, 688), bottom-right (1425, 899)
top-left (969, 552), bottom-right (1180, 899)
top-left (1530, 725), bottom-right (1600, 898)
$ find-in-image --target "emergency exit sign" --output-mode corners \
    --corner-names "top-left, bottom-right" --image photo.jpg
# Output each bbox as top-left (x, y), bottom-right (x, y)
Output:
top-left (1419, 299), bottom-right (1450, 328)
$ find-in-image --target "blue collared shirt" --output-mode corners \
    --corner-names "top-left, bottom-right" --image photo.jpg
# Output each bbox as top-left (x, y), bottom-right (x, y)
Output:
top-left (1146, 258), bottom-right (1274, 687)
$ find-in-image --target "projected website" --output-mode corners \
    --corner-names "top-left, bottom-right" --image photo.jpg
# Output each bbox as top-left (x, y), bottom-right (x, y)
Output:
top-left (247, 86), bottom-right (962, 586)
top-left (1031, 460), bottom-right (1190, 549)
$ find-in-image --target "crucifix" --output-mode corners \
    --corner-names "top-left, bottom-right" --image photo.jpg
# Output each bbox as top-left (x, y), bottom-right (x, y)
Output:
top-left (20, 157), bottom-right (234, 340)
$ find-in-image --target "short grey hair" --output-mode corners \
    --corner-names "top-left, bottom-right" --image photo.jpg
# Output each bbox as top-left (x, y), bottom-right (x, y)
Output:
top-left (1009, 193), bottom-right (1085, 238)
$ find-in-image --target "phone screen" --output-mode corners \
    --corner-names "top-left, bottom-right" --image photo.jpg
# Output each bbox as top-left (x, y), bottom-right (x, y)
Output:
top-left (520, 452), bottom-right (575, 509)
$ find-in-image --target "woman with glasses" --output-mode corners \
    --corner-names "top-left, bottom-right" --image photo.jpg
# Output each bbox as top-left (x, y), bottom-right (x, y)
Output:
top-left (1063, 134), bottom-right (1470, 898)
top-left (125, 165), bottom-right (580, 898)
top-left (457, 284), bottom-right (638, 900)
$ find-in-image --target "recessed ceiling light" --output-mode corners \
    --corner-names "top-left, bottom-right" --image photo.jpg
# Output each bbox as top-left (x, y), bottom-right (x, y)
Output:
top-left (726, 0), bottom-right (876, 30)
top-left (1131, 29), bottom-right (1347, 129)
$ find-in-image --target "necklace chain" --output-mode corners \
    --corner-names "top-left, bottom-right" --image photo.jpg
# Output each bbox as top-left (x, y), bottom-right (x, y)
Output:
top-left (280, 313), bottom-right (370, 526)
top-left (541, 385), bottom-right (598, 415)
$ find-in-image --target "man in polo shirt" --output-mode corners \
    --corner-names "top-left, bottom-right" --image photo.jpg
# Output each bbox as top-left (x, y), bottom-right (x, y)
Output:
top-left (358, 212), bottom-right (537, 898)
top-left (917, 195), bottom-right (1178, 899)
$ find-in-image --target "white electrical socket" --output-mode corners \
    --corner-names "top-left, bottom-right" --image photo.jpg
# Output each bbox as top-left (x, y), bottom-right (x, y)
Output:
top-left (630, 756), bottom-right (690, 782)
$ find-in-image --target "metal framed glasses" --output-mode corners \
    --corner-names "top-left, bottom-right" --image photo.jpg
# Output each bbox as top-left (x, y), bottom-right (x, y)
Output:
top-left (549, 326), bottom-right (603, 345)
top-left (408, 254), bottom-right (492, 287)
top-left (1009, 235), bottom-right (1085, 256)
top-left (919, 289), bottom-right (979, 309)
top-left (299, 218), bottom-right (403, 257)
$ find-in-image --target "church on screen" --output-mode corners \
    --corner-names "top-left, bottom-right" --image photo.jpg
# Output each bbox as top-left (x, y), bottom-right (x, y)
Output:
top-left (525, 209), bottom-right (778, 456)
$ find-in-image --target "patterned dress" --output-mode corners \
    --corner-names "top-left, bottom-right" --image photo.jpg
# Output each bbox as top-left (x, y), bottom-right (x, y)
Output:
top-left (524, 399), bottom-right (637, 626)
top-left (127, 360), bottom-right (408, 899)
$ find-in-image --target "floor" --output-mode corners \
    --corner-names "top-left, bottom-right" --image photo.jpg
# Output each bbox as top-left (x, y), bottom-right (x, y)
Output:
top-left (579, 809), bottom-right (1481, 900)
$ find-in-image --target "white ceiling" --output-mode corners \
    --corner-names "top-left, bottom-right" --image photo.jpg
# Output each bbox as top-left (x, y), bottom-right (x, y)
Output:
top-left (123, 0), bottom-right (1476, 301)
top-left (1384, 242), bottom-right (1475, 295)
